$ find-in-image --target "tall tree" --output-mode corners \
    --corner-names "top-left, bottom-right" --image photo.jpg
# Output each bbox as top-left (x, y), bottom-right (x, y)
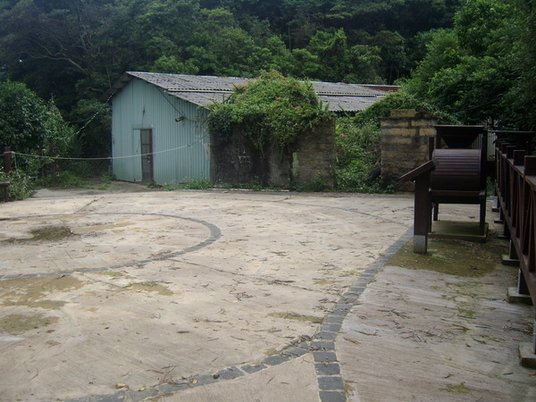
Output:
top-left (405, 0), bottom-right (533, 128)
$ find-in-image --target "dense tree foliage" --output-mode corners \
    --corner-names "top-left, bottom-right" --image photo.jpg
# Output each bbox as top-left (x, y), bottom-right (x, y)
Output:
top-left (0, 80), bottom-right (75, 198)
top-left (335, 91), bottom-right (456, 192)
top-left (404, 0), bottom-right (536, 129)
top-left (0, 81), bottom-right (74, 157)
top-left (0, 0), bottom-right (460, 155)
top-left (1, 0), bottom-right (535, 190)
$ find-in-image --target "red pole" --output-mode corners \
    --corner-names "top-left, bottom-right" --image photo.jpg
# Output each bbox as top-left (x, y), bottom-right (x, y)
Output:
top-left (3, 147), bottom-right (12, 173)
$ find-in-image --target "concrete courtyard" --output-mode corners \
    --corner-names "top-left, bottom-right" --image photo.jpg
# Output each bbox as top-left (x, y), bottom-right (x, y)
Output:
top-left (0, 186), bottom-right (534, 401)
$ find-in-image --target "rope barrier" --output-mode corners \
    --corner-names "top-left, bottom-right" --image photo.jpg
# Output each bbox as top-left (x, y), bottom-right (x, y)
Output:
top-left (10, 141), bottom-right (205, 162)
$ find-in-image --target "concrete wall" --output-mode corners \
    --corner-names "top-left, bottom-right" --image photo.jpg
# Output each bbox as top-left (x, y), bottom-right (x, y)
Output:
top-left (210, 128), bottom-right (261, 185)
top-left (291, 119), bottom-right (336, 190)
top-left (380, 109), bottom-right (437, 191)
top-left (210, 118), bottom-right (335, 189)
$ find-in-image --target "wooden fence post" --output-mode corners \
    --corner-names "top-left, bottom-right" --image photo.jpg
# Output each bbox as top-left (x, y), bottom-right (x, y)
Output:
top-left (413, 172), bottom-right (432, 254)
top-left (3, 147), bottom-right (12, 173)
top-left (399, 160), bottom-right (436, 254)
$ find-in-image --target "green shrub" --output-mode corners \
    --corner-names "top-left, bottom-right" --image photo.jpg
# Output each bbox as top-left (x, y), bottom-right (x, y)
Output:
top-left (0, 170), bottom-right (33, 200)
top-left (208, 71), bottom-right (330, 154)
top-left (334, 91), bottom-right (455, 193)
top-left (293, 176), bottom-right (329, 192)
top-left (335, 120), bottom-right (382, 192)
top-left (34, 163), bottom-right (112, 189)
top-left (0, 81), bottom-right (75, 177)
top-left (36, 171), bottom-right (86, 188)
top-left (181, 179), bottom-right (212, 190)
top-left (354, 91), bottom-right (457, 128)
top-left (161, 179), bottom-right (212, 191)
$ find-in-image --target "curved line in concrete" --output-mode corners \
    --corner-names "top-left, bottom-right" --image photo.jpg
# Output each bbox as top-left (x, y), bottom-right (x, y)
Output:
top-left (64, 228), bottom-right (413, 402)
top-left (0, 211), bottom-right (221, 280)
top-left (204, 194), bottom-right (412, 227)
top-left (95, 212), bottom-right (222, 261)
top-left (1, 200), bottom-right (412, 402)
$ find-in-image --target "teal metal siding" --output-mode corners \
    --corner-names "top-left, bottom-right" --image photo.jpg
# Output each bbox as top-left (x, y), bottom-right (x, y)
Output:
top-left (111, 79), bottom-right (210, 184)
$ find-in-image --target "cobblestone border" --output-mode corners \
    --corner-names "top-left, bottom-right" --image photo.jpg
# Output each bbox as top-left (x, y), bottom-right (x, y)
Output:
top-left (66, 228), bottom-right (412, 402)
top-left (312, 228), bottom-right (413, 401)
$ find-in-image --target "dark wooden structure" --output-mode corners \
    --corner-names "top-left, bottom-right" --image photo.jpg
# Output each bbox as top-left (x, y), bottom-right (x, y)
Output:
top-left (399, 161), bottom-right (435, 253)
top-left (400, 125), bottom-right (488, 253)
top-left (494, 134), bottom-right (536, 355)
top-left (430, 125), bottom-right (487, 234)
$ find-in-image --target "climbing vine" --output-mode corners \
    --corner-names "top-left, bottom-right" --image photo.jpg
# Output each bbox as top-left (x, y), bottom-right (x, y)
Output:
top-left (208, 71), bottom-right (330, 154)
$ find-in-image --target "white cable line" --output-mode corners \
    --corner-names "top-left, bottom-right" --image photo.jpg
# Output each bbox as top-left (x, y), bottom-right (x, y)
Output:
top-left (11, 141), bottom-right (203, 161)
top-left (72, 92), bottom-right (115, 138)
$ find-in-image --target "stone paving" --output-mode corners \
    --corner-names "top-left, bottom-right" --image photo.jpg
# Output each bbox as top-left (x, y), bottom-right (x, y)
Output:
top-left (0, 188), bottom-right (412, 401)
top-left (0, 187), bottom-right (534, 401)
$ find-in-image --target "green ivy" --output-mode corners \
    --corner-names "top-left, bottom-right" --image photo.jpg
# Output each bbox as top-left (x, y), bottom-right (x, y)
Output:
top-left (335, 120), bottom-right (382, 192)
top-left (334, 91), bottom-right (455, 193)
top-left (208, 71), bottom-right (330, 154)
top-left (354, 91), bottom-right (457, 128)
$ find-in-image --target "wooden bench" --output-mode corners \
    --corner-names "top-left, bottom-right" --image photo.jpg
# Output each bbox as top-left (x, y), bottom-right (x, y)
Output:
top-left (0, 181), bottom-right (9, 202)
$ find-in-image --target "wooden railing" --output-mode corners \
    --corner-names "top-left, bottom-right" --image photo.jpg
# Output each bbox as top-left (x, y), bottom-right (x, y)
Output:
top-left (495, 140), bottom-right (536, 353)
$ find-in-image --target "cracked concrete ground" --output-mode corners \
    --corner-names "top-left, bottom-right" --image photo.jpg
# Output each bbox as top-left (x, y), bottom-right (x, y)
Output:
top-left (0, 186), bottom-right (534, 401)
top-left (0, 188), bottom-right (412, 401)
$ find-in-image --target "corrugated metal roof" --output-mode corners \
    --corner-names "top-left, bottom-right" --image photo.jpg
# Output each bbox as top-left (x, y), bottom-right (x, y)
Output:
top-left (115, 71), bottom-right (391, 112)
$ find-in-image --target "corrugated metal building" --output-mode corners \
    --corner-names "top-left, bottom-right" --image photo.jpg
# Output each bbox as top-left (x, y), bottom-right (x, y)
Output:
top-left (110, 71), bottom-right (391, 184)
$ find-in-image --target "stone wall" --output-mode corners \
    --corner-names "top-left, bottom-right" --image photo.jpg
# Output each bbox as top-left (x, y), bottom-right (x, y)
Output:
top-left (210, 118), bottom-right (335, 189)
top-left (380, 109), bottom-right (437, 191)
top-left (210, 128), bottom-right (262, 185)
top-left (291, 118), bottom-right (336, 190)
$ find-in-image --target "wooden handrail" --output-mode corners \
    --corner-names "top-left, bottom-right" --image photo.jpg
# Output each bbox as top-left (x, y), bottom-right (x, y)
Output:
top-left (496, 143), bottom-right (536, 354)
top-left (398, 160), bottom-right (435, 183)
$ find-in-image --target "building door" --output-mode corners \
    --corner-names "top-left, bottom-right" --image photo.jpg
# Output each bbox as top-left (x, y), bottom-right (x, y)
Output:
top-left (140, 129), bottom-right (153, 182)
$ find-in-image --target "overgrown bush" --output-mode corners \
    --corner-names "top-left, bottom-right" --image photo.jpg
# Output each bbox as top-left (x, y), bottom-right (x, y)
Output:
top-left (0, 170), bottom-right (33, 200)
top-left (0, 81), bottom-right (75, 163)
top-left (354, 91), bottom-right (457, 128)
top-left (335, 120), bottom-right (383, 192)
top-left (0, 80), bottom-right (78, 198)
top-left (334, 91), bottom-right (454, 192)
top-left (208, 71), bottom-right (330, 154)
top-left (34, 161), bottom-right (112, 189)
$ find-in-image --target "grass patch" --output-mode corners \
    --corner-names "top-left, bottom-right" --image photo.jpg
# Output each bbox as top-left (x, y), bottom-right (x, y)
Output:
top-left (387, 234), bottom-right (507, 277)
top-left (0, 314), bottom-right (59, 334)
top-left (99, 271), bottom-right (124, 278)
top-left (0, 276), bottom-right (84, 309)
top-left (125, 281), bottom-right (173, 296)
top-left (36, 170), bottom-right (112, 190)
top-left (457, 306), bottom-right (476, 319)
top-left (443, 382), bottom-right (472, 394)
top-left (162, 179), bottom-right (212, 191)
top-left (269, 311), bottom-right (323, 324)
top-left (30, 225), bottom-right (73, 241)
